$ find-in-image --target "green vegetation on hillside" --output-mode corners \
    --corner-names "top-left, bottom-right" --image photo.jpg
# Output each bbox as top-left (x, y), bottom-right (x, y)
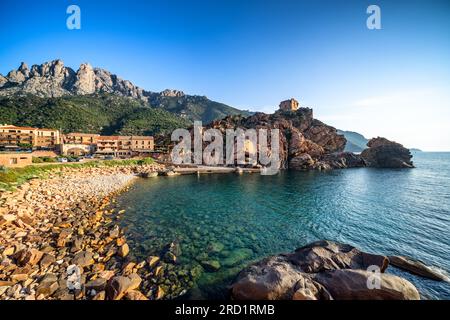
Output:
top-left (0, 94), bottom-right (190, 135)
top-left (148, 94), bottom-right (253, 123)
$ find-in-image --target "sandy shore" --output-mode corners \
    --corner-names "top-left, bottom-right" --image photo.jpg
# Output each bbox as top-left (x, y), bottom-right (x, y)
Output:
top-left (0, 163), bottom-right (167, 300)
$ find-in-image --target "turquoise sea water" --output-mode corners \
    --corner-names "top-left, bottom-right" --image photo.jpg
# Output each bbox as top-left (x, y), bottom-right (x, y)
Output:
top-left (117, 152), bottom-right (450, 300)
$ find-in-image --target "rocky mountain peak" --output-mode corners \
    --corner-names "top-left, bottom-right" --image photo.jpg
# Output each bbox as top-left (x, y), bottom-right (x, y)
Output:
top-left (18, 62), bottom-right (29, 73)
top-left (160, 89), bottom-right (185, 97)
top-left (0, 60), bottom-right (148, 101)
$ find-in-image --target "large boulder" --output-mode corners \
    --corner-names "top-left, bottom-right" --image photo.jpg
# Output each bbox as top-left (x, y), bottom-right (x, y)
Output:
top-left (231, 255), bottom-right (330, 300)
top-left (231, 241), bottom-right (419, 300)
top-left (361, 137), bottom-right (414, 168)
top-left (314, 269), bottom-right (420, 300)
top-left (288, 240), bottom-right (389, 273)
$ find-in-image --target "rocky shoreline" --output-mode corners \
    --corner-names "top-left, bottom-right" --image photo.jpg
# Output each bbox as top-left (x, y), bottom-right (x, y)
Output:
top-left (0, 163), bottom-right (174, 300)
top-left (1, 163), bottom-right (444, 301)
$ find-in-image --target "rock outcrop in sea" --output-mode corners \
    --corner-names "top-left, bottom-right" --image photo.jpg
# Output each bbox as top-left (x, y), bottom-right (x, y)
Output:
top-left (230, 240), bottom-right (421, 300)
top-left (203, 109), bottom-right (413, 171)
top-left (361, 137), bottom-right (414, 168)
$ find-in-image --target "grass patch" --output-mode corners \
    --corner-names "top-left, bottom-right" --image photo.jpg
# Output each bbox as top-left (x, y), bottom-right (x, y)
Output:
top-left (0, 158), bottom-right (155, 191)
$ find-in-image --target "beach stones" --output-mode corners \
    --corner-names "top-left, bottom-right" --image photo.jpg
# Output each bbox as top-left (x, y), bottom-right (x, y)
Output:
top-left (36, 273), bottom-right (59, 298)
top-left (14, 248), bottom-right (44, 267)
top-left (106, 273), bottom-right (142, 300)
top-left (85, 278), bottom-right (107, 292)
top-left (71, 251), bottom-right (94, 268)
top-left (147, 256), bottom-right (160, 268)
top-left (117, 244), bottom-right (129, 258)
top-left (0, 214), bottom-right (16, 226)
top-left (40, 253), bottom-right (56, 269)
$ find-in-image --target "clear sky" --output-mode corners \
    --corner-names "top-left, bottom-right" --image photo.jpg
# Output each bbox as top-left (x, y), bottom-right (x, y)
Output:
top-left (1, 0), bottom-right (449, 151)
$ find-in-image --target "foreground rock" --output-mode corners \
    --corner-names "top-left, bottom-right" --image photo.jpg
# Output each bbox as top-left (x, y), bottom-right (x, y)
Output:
top-left (231, 240), bottom-right (420, 300)
top-left (361, 137), bottom-right (414, 168)
top-left (389, 256), bottom-right (449, 282)
top-left (314, 269), bottom-right (420, 300)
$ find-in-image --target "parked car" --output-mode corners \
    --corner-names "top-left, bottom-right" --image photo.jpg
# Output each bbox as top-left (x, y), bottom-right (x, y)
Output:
top-left (85, 155), bottom-right (94, 159)
top-left (104, 156), bottom-right (114, 160)
top-left (57, 158), bottom-right (68, 163)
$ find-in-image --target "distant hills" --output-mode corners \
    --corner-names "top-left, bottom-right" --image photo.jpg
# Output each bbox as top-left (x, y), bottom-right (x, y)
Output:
top-left (337, 130), bottom-right (369, 153)
top-left (0, 60), bottom-right (251, 131)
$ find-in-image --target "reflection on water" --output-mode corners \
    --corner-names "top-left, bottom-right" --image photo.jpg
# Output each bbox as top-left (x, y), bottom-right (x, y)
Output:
top-left (116, 152), bottom-right (450, 299)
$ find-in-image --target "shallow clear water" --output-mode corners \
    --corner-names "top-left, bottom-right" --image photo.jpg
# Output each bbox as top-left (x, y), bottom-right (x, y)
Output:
top-left (117, 152), bottom-right (450, 300)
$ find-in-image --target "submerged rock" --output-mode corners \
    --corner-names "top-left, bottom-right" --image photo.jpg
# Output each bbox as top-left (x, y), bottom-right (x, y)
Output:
top-left (222, 248), bottom-right (253, 267)
top-left (231, 240), bottom-right (419, 300)
top-left (201, 260), bottom-right (221, 272)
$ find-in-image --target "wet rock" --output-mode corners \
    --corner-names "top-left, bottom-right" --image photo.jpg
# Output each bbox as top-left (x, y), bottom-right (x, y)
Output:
top-left (389, 255), bottom-right (449, 282)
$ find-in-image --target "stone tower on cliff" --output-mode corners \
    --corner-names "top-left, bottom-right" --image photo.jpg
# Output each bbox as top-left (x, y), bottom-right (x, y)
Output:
top-left (279, 98), bottom-right (299, 111)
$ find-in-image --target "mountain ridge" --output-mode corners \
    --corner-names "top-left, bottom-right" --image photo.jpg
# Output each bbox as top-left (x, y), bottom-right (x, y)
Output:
top-left (0, 60), bottom-right (251, 123)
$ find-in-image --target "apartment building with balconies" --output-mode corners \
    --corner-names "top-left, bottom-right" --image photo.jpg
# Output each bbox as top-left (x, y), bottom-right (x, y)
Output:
top-left (0, 124), bottom-right (61, 150)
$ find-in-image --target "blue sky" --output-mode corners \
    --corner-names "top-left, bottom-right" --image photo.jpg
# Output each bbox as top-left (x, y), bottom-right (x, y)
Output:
top-left (1, 0), bottom-right (450, 150)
